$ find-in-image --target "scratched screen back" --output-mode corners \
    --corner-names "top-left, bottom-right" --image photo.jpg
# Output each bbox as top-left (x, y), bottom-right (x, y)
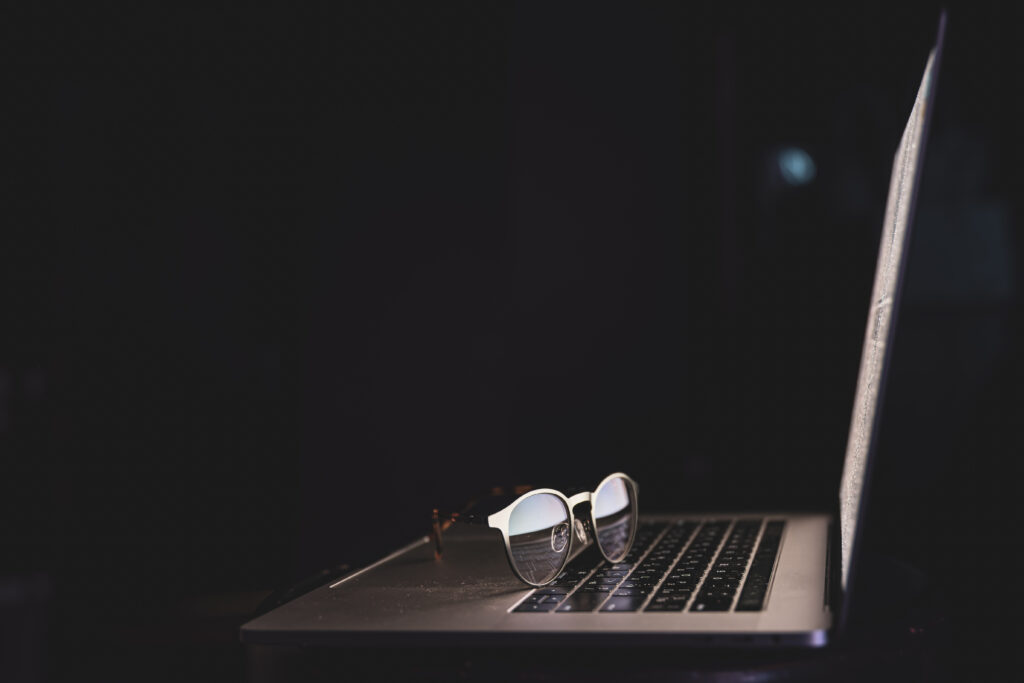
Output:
top-left (838, 41), bottom-right (941, 593)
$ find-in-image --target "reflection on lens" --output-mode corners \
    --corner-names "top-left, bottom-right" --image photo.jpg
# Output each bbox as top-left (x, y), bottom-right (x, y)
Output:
top-left (508, 493), bottom-right (570, 585)
top-left (550, 522), bottom-right (569, 553)
top-left (592, 476), bottom-right (636, 562)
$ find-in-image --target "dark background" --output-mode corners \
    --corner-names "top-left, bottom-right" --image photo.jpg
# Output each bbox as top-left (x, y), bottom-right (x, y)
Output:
top-left (4, 1), bottom-right (1021, 680)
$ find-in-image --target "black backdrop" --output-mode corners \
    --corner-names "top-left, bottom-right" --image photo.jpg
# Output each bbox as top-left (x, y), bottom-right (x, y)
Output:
top-left (4, 1), bottom-right (1022, 680)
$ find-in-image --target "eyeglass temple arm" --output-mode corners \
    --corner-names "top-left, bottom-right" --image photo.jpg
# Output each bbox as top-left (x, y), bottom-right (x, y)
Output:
top-left (431, 509), bottom-right (488, 559)
top-left (430, 485), bottom-right (535, 558)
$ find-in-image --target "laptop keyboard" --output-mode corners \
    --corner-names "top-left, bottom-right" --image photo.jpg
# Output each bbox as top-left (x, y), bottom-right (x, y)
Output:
top-left (512, 519), bottom-right (784, 614)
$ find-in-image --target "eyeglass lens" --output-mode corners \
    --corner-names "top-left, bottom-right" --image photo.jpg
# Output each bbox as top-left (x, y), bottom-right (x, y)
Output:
top-left (592, 476), bottom-right (636, 562)
top-left (507, 493), bottom-right (571, 585)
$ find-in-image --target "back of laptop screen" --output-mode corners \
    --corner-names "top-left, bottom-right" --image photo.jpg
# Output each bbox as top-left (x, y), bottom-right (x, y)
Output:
top-left (837, 25), bottom-right (943, 601)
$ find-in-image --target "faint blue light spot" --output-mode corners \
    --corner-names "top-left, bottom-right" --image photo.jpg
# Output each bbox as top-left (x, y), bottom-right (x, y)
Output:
top-left (778, 147), bottom-right (816, 186)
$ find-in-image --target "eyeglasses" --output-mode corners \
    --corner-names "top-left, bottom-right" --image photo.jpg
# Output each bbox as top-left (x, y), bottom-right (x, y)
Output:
top-left (431, 472), bottom-right (639, 587)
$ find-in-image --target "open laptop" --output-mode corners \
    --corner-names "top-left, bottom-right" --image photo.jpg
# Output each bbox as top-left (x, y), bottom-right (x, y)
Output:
top-left (242, 15), bottom-right (945, 649)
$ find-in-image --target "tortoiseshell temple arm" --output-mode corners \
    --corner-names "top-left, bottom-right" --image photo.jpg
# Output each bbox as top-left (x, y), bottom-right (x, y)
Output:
top-left (430, 486), bottom-right (534, 559)
top-left (430, 509), bottom-right (488, 559)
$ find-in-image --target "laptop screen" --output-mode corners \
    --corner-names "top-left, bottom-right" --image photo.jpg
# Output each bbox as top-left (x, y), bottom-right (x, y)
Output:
top-left (838, 20), bottom-right (944, 598)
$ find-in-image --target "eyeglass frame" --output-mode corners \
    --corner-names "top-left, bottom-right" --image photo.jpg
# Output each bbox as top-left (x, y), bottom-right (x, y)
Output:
top-left (431, 472), bottom-right (639, 587)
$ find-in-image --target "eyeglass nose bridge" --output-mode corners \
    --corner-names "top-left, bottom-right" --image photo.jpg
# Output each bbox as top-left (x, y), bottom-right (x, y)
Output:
top-left (566, 491), bottom-right (592, 508)
top-left (565, 492), bottom-right (595, 546)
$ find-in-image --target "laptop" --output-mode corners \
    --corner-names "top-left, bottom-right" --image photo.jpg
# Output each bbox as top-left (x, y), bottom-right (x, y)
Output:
top-left (242, 15), bottom-right (945, 649)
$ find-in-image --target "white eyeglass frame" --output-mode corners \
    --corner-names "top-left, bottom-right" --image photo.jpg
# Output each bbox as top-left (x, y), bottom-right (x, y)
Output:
top-left (483, 472), bottom-right (639, 586)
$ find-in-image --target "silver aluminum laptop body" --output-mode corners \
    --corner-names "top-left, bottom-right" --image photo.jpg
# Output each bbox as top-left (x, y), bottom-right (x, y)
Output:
top-left (242, 17), bottom-right (944, 648)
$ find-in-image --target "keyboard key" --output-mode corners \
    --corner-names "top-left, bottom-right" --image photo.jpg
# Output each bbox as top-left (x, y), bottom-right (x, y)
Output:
top-left (645, 593), bottom-right (690, 611)
top-left (514, 601), bottom-right (558, 612)
top-left (600, 595), bottom-right (647, 612)
top-left (556, 592), bottom-right (608, 612)
top-left (595, 570), bottom-right (628, 578)
top-left (619, 580), bottom-right (653, 590)
top-left (691, 598), bottom-right (731, 612)
top-left (645, 601), bottom-right (688, 612)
